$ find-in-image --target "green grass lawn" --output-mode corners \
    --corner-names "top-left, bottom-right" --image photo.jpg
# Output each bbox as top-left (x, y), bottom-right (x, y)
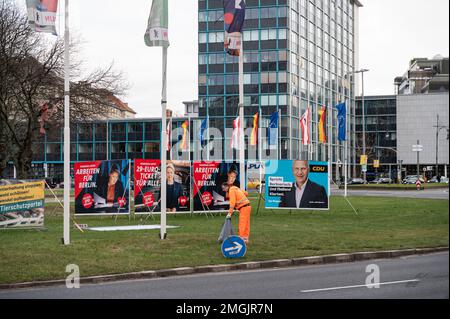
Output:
top-left (0, 196), bottom-right (448, 284)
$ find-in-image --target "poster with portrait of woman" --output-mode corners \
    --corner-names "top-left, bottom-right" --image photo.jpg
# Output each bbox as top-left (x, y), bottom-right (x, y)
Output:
top-left (134, 159), bottom-right (191, 214)
top-left (74, 160), bottom-right (131, 215)
top-left (193, 161), bottom-right (242, 212)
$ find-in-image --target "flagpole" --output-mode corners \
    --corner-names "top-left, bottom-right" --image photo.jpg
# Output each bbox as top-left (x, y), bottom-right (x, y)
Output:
top-left (327, 90), bottom-right (332, 199)
top-left (63, 0), bottom-right (70, 245)
top-left (258, 113), bottom-right (262, 194)
top-left (160, 46), bottom-right (168, 240)
top-left (239, 42), bottom-right (245, 190)
top-left (344, 99), bottom-right (348, 197)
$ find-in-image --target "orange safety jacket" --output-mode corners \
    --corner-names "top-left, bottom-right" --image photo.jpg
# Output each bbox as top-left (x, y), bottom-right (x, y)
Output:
top-left (228, 186), bottom-right (250, 214)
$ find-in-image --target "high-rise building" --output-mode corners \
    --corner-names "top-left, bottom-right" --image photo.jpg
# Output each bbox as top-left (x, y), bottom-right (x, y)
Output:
top-left (197, 0), bottom-right (363, 180)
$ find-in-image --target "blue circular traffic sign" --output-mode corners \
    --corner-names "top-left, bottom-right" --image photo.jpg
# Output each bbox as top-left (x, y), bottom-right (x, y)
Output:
top-left (221, 235), bottom-right (247, 258)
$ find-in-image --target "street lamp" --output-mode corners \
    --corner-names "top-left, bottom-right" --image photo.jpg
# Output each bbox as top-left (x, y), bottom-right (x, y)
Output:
top-left (348, 68), bottom-right (369, 182)
top-left (374, 146), bottom-right (401, 183)
top-left (434, 114), bottom-right (448, 179)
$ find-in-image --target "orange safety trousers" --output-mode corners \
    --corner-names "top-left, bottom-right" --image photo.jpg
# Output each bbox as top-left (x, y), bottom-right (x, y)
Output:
top-left (238, 205), bottom-right (251, 243)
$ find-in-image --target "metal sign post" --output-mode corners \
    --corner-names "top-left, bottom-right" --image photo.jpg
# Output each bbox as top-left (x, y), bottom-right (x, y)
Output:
top-left (412, 141), bottom-right (423, 179)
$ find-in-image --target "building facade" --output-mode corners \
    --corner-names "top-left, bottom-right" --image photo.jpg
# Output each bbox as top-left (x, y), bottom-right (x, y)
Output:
top-left (1, 118), bottom-right (193, 181)
top-left (396, 93), bottom-right (449, 177)
top-left (395, 56), bottom-right (449, 178)
top-left (352, 56), bottom-right (449, 182)
top-left (355, 95), bottom-right (397, 180)
top-left (197, 0), bottom-right (362, 179)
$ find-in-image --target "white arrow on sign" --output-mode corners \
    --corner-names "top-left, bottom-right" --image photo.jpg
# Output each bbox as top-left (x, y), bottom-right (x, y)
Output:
top-left (224, 241), bottom-right (243, 254)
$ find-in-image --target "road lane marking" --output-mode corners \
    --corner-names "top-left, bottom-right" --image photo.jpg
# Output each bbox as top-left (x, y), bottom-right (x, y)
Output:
top-left (300, 279), bottom-right (420, 293)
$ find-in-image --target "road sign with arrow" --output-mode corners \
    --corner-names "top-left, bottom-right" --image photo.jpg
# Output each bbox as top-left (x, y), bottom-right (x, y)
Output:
top-left (221, 235), bottom-right (247, 258)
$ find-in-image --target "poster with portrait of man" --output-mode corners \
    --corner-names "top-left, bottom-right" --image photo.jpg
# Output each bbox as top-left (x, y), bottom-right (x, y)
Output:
top-left (265, 160), bottom-right (329, 210)
top-left (134, 159), bottom-right (191, 214)
top-left (193, 161), bottom-right (243, 212)
top-left (74, 160), bottom-right (130, 215)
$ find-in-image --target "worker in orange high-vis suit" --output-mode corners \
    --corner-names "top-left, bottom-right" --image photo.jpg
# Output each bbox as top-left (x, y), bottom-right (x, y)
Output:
top-left (222, 182), bottom-right (252, 244)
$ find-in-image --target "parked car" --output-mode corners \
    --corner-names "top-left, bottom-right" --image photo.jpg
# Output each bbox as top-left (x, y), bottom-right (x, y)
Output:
top-left (349, 178), bottom-right (365, 185)
top-left (58, 181), bottom-right (75, 189)
top-left (402, 175), bottom-right (425, 184)
top-left (379, 177), bottom-right (393, 184)
top-left (45, 178), bottom-right (58, 189)
top-left (428, 176), bottom-right (440, 183)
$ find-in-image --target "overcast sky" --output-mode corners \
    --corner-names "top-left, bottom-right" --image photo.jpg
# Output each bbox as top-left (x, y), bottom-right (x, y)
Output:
top-left (19, 0), bottom-right (450, 118)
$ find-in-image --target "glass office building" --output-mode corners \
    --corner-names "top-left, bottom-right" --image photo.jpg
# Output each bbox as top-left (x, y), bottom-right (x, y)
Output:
top-left (4, 118), bottom-right (192, 181)
top-left (356, 95), bottom-right (398, 180)
top-left (197, 0), bottom-right (362, 178)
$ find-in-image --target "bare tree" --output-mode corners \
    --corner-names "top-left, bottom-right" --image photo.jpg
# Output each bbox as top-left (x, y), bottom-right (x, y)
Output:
top-left (0, 1), bottom-right (128, 178)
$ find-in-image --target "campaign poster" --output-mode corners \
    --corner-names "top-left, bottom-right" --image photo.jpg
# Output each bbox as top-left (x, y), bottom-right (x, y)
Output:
top-left (247, 162), bottom-right (265, 192)
top-left (265, 160), bottom-right (329, 210)
top-left (0, 179), bottom-right (45, 229)
top-left (74, 160), bottom-right (130, 215)
top-left (26, 0), bottom-right (59, 35)
top-left (193, 161), bottom-right (242, 212)
top-left (134, 159), bottom-right (191, 214)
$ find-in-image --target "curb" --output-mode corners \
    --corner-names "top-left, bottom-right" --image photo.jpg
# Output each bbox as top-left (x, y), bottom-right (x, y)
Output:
top-left (0, 246), bottom-right (447, 290)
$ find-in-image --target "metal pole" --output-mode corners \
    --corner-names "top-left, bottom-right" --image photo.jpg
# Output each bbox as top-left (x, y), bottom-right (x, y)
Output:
top-left (361, 71), bottom-right (366, 183)
top-left (344, 99), bottom-right (348, 197)
top-left (160, 46), bottom-right (168, 240)
top-left (416, 139), bottom-right (420, 178)
top-left (239, 42), bottom-right (245, 190)
top-left (63, 0), bottom-right (70, 245)
top-left (328, 94), bottom-right (332, 199)
top-left (436, 114), bottom-right (439, 177)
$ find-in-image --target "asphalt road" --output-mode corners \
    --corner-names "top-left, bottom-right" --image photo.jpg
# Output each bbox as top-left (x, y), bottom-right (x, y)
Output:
top-left (1, 252), bottom-right (448, 299)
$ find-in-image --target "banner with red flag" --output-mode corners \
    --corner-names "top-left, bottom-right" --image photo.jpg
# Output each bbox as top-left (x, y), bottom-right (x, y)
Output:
top-left (300, 107), bottom-right (311, 145)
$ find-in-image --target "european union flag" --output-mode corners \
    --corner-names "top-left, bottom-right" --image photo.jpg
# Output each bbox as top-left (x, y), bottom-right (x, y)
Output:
top-left (199, 119), bottom-right (207, 145)
top-left (268, 111), bottom-right (279, 146)
top-left (336, 102), bottom-right (346, 141)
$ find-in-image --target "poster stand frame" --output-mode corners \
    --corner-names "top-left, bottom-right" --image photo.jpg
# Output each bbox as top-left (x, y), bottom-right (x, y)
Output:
top-left (192, 180), bottom-right (215, 218)
top-left (113, 161), bottom-right (132, 222)
top-left (44, 180), bottom-right (83, 233)
top-left (331, 179), bottom-right (358, 215)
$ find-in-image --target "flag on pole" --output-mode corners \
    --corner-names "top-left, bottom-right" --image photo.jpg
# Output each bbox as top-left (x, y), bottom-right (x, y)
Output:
top-left (336, 102), bottom-right (347, 141)
top-left (300, 107), bottom-right (311, 145)
top-left (250, 112), bottom-right (259, 146)
top-left (224, 0), bottom-right (246, 56)
top-left (231, 116), bottom-right (240, 149)
top-left (318, 106), bottom-right (327, 144)
top-left (166, 117), bottom-right (172, 151)
top-left (144, 0), bottom-right (169, 47)
top-left (180, 120), bottom-right (189, 151)
top-left (26, 0), bottom-right (58, 35)
top-left (268, 111), bottom-right (279, 146)
top-left (199, 119), bottom-right (207, 145)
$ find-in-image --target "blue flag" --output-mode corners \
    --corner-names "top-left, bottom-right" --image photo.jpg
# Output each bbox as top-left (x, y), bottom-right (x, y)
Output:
top-left (268, 111), bottom-right (279, 146)
top-left (199, 119), bottom-right (207, 144)
top-left (224, 0), bottom-right (246, 56)
top-left (336, 102), bottom-right (346, 141)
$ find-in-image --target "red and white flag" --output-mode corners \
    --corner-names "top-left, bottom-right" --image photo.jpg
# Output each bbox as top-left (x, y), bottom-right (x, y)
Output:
top-left (231, 116), bottom-right (240, 149)
top-left (166, 118), bottom-right (172, 151)
top-left (300, 107), bottom-right (311, 145)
